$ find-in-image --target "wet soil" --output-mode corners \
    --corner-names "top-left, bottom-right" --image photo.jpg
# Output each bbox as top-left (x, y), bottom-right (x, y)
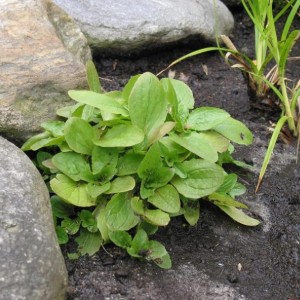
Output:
top-left (64, 8), bottom-right (300, 300)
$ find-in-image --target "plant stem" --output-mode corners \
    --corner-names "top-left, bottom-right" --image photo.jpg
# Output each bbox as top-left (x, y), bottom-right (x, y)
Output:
top-left (280, 78), bottom-right (297, 135)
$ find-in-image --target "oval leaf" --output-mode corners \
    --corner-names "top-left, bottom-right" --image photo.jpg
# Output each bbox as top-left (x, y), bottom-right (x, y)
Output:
top-left (213, 117), bottom-right (253, 145)
top-left (68, 90), bottom-right (128, 115)
top-left (50, 174), bottom-right (96, 207)
top-left (148, 185), bottom-right (180, 213)
top-left (52, 152), bottom-right (94, 182)
top-left (64, 117), bottom-right (94, 155)
top-left (169, 132), bottom-right (218, 163)
top-left (109, 231), bottom-right (132, 248)
top-left (199, 131), bottom-right (230, 153)
top-left (105, 176), bottom-right (136, 194)
top-left (94, 124), bottom-right (144, 147)
top-left (105, 193), bottom-right (139, 231)
top-left (171, 159), bottom-right (224, 199)
top-left (128, 72), bottom-right (167, 138)
top-left (143, 209), bottom-right (170, 226)
top-left (187, 107), bottom-right (230, 131)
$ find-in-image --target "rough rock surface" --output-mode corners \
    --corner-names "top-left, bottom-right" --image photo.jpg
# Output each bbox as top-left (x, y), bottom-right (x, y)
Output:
top-left (0, 136), bottom-right (68, 300)
top-left (0, 0), bottom-right (91, 143)
top-left (53, 0), bottom-right (234, 54)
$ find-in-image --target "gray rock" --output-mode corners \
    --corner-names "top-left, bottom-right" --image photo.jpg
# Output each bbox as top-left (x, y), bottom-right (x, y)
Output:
top-left (0, 0), bottom-right (92, 143)
top-left (0, 136), bottom-right (68, 300)
top-left (53, 0), bottom-right (234, 54)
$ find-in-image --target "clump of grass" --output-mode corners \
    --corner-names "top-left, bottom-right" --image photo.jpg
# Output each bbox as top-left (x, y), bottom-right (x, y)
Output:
top-left (158, 0), bottom-right (300, 190)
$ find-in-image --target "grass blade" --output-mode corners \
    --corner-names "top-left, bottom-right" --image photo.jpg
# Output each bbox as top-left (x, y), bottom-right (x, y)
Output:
top-left (256, 116), bottom-right (288, 192)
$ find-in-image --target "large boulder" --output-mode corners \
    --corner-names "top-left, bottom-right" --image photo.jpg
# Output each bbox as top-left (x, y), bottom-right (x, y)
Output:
top-left (53, 0), bottom-right (234, 54)
top-left (0, 136), bottom-right (68, 300)
top-left (0, 0), bottom-right (91, 143)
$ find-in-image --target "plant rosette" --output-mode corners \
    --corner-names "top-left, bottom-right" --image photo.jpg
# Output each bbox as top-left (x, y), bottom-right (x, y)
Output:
top-left (22, 61), bottom-right (260, 269)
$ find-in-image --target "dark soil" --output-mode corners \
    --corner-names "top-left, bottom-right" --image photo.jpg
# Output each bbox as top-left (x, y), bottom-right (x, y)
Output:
top-left (64, 8), bottom-right (300, 300)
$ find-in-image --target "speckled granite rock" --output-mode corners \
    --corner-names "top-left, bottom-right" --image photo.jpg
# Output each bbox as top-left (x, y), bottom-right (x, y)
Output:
top-left (0, 136), bottom-right (68, 300)
top-left (0, 0), bottom-right (91, 142)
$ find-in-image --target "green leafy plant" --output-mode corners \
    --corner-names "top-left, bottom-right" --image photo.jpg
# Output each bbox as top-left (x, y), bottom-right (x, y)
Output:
top-left (158, 0), bottom-right (300, 190)
top-left (22, 61), bottom-right (259, 269)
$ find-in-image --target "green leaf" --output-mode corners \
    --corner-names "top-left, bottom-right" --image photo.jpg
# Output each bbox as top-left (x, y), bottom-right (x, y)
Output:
top-left (167, 78), bottom-right (194, 109)
top-left (109, 231), bottom-right (132, 248)
top-left (217, 205), bottom-right (260, 226)
top-left (128, 72), bottom-right (167, 139)
top-left (148, 185), bottom-right (180, 213)
top-left (91, 147), bottom-right (118, 175)
top-left (79, 210), bottom-right (98, 232)
top-left (229, 182), bottom-right (246, 197)
top-left (68, 90), bottom-right (128, 115)
top-left (169, 132), bottom-right (218, 162)
top-left (187, 107), bottom-right (230, 131)
top-left (182, 197), bottom-right (199, 226)
top-left (128, 229), bottom-right (149, 256)
top-left (36, 151), bottom-right (52, 172)
top-left (21, 131), bottom-right (50, 151)
top-left (158, 137), bottom-right (188, 164)
top-left (86, 182), bottom-right (111, 198)
top-left (117, 152), bottom-right (144, 176)
top-left (50, 195), bottom-right (74, 218)
top-left (138, 221), bottom-right (158, 235)
top-left (50, 174), bottom-right (96, 207)
top-left (122, 74), bottom-right (141, 101)
top-left (52, 152), bottom-right (94, 182)
top-left (64, 117), bottom-right (94, 155)
top-left (55, 103), bottom-right (82, 119)
top-left (61, 217), bottom-right (81, 235)
top-left (152, 252), bottom-right (172, 269)
top-left (161, 78), bottom-right (194, 129)
top-left (24, 136), bottom-right (63, 151)
top-left (208, 193), bottom-right (248, 208)
top-left (86, 60), bottom-right (102, 93)
top-left (131, 197), bottom-right (145, 215)
top-left (141, 167), bottom-right (175, 191)
top-left (75, 228), bottom-right (102, 256)
top-left (148, 122), bottom-right (176, 146)
top-left (94, 200), bottom-right (110, 243)
top-left (160, 78), bottom-right (185, 131)
top-left (216, 174), bottom-right (238, 194)
top-left (105, 193), bottom-right (139, 231)
top-left (171, 159), bottom-right (224, 199)
top-left (94, 124), bottom-right (144, 147)
top-left (105, 176), bottom-right (136, 194)
top-left (137, 143), bottom-right (162, 176)
top-left (40, 121), bottom-right (65, 137)
top-left (198, 131), bottom-right (230, 153)
top-left (143, 209), bottom-right (170, 226)
top-left (148, 240), bottom-right (172, 269)
top-left (213, 117), bottom-right (253, 145)
top-left (138, 143), bottom-right (175, 193)
top-left (55, 226), bottom-right (69, 244)
top-left (148, 240), bottom-right (167, 259)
